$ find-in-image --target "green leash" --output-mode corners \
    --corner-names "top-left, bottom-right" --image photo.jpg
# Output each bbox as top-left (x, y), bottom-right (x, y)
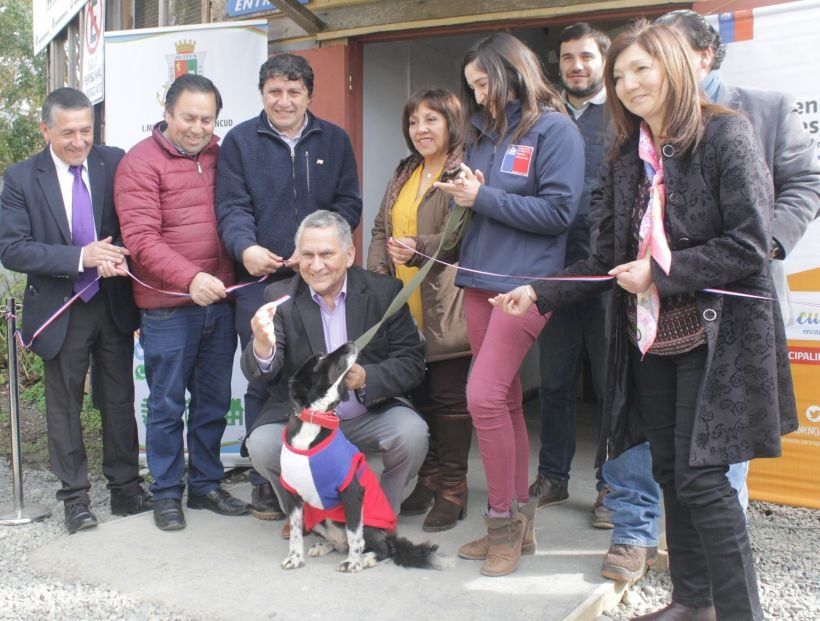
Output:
top-left (353, 204), bottom-right (470, 351)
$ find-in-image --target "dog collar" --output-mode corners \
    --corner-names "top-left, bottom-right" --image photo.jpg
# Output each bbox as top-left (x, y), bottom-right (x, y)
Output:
top-left (298, 408), bottom-right (340, 429)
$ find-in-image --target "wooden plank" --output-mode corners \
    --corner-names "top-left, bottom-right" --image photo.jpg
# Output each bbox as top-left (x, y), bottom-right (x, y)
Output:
top-left (273, 0), bottom-right (326, 33)
top-left (265, 0), bottom-right (689, 43)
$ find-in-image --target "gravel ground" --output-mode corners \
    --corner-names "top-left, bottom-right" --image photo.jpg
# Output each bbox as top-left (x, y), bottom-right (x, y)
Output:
top-left (601, 500), bottom-right (820, 620)
top-left (0, 462), bottom-right (199, 621)
top-left (2, 461), bottom-right (818, 620)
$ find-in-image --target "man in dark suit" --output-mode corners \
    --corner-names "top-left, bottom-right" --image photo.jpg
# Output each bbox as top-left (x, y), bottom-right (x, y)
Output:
top-left (0, 88), bottom-right (150, 534)
top-left (242, 210), bottom-right (427, 516)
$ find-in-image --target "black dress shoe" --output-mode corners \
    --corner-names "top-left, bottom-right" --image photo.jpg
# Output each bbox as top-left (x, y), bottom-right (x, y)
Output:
top-left (153, 498), bottom-right (186, 531)
top-left (528, 473), bottom-right (569, 509)
top-left (251, 482), bottom-right (285, 520)
top-left (187, 488), bottom-right (251, 516)
top-left (632, 602), bottom-right (717, 621)
top-left (65, 503), bottom-right (98, 535)
top-left (111, 489), bottom-right (154, 516)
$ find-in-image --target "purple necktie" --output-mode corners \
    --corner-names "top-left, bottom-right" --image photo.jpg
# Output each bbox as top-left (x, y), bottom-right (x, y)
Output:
top-left (69, 165), bottom-right (99, 302)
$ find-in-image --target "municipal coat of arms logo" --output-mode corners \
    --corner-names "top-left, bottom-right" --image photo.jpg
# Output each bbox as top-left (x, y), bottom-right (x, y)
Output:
top-left (167, 39), bottom-right (206, 80)
top-left (155, 40), bottom-right (207, 108)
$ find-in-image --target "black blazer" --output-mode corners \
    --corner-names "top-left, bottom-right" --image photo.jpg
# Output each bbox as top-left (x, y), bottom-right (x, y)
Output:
top-left (241, 266), bottom-right (426, 427)
top-left (533, 113), bottom-right (797, 467)
top-left (0, 145), bottom-right (138, 360)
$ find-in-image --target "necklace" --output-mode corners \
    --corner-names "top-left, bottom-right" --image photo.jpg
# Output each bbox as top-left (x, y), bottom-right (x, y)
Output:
top-left (422, 162), bottom-right (443, 180)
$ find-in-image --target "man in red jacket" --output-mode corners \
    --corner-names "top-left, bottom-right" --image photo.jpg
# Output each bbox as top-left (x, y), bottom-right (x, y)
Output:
top-left (115, 74), bottom-right (249, 531)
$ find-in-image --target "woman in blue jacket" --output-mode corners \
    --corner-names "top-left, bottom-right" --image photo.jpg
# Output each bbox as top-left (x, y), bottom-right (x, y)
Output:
top-left (436, 32), bottom-right (584, 577)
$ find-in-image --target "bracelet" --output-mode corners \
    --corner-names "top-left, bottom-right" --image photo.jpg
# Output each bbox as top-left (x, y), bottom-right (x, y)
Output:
top-left (526, 285), bottom-right (537, 303)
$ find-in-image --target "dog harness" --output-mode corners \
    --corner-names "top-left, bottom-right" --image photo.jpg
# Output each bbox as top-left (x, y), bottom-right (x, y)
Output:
top-left (280, 428), bottom-right (397, 533)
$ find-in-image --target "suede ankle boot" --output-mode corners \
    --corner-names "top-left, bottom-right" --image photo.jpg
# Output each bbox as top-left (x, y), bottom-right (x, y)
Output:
top-left (480, 511), bottom-right (526, 577)
top-left (519, 497), bottom-right (538, 554)
top-left (458, 500), bottom-right (536, 559)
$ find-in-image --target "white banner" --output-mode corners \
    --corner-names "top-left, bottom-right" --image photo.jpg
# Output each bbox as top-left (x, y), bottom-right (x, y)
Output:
top-left (105, 21), bottom-right (269, 467)
top-left (80, 0), bottom-right (104, 104)
top-left (711, 1), bottom-right (820, 341)
top-left (133, 334), bottom-right (251, 468)
top-left (104, 20), bottom-right (268, 151)
top-left (32, 0), bottom-right (86, 55)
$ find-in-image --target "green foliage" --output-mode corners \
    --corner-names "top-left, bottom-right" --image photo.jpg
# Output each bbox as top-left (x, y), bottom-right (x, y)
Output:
top-left (0, 1), bottom-right (47, 177)
top-left (0, 273), bottom-right (46, 406)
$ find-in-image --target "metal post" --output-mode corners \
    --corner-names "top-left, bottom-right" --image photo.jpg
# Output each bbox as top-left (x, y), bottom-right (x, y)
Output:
top-left (1, 298), bottom-right (51, 525)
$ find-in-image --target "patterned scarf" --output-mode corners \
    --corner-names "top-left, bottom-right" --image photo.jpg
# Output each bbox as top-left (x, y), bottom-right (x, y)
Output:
top-left (635, 123), bottom-right (672, 355)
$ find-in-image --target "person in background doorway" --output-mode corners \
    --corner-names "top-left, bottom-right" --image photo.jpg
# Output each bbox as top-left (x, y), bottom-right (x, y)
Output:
top-left (530, 21), bottom-right (612, 522)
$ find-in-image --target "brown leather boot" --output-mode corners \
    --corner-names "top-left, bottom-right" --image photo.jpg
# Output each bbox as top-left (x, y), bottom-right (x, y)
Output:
top-left (422, 414), bottom-right (472, 532)
top-left (400, 472), bottom-right (437, 516)
top-left (423, 480), bottom-right (467, 532)
top-left (480, 511), bottom-right (526, 577)
top-left (631, 602), bottom-right (716, 620)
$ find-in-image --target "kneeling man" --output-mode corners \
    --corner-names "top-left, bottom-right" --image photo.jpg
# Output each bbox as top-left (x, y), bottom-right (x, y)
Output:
top-left (243, 210), bottom-right (427, 517)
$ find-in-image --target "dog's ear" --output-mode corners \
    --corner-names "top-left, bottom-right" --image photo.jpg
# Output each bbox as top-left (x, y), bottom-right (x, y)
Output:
top-left (289, 352), bottom-right (323, 407)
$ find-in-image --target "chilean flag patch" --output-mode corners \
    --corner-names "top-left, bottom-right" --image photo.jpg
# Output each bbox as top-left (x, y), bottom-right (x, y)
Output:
top-left (500, 144), bottom-right (534, 177)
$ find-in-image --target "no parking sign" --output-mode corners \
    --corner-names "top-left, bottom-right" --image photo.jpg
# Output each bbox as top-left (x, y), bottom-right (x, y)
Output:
top-left (81, 0), bottom-right (104, 104)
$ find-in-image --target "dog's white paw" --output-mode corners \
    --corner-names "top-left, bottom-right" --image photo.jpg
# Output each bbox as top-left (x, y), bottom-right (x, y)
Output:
top-left (361, 552), bottom-right (378, 569)
top-left (309, 541), bottom-right (336, 557)
top-left (281, 553), bottom-right (305, 570)
top-left (336, 559), bottom-right (364, 573)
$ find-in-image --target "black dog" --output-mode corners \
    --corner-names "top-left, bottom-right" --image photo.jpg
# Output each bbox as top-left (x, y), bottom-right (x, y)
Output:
top-left (278, 342), bottom-right (446, 573)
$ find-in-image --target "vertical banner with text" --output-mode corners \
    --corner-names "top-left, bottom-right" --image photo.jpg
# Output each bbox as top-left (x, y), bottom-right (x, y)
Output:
top-left (712, 1), bottom-right (820, 508)
top-left (105, 21), bottom-right (268, 466)
top-left (80, 0), bottom-right (105, 104)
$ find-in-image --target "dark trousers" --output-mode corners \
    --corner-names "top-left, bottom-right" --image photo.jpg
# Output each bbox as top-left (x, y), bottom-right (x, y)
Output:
top-left (234, 279), bottom-right (291, 486)
top-left (411, 356), bottom-right (473, 481)
top-left (43, 293), bottom-right (141, 506)
top-left (630, 344), bottom-right (762, 621)
top-left (537, 293), bottom-right (607, 485)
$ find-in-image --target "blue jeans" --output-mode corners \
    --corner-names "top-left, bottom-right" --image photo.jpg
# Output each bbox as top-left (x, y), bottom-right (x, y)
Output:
top-left (603, 442), bottom-right (661, 547)
top-left (605, 448), bottom-right (748, 547)
top-left (140, 303), bottom-right (236, 500)
top-left (537, 292), bottom-right (607, 485)
top-left (728, 461), bottom-right (749, 513)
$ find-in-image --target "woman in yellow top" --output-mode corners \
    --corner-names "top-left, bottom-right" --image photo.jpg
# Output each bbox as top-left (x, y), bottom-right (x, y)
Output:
top-left (367, 88), bottom-right (472, 532)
